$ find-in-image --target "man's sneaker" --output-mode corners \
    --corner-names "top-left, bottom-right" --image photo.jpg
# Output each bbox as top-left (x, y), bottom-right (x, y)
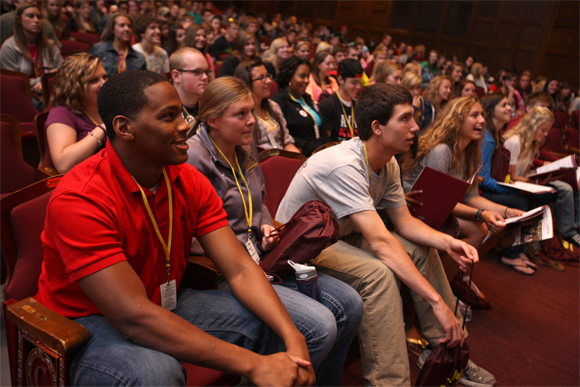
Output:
top-left (565, 233), bottom-right (580, 248)
top-left (417, 349), bottom-right (496, 387)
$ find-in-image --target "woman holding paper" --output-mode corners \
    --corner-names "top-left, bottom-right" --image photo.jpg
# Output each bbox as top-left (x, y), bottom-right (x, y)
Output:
top-left (185, 76), bottom-right (363, 387)
top-left (503, 106), bottom-right (580, 248)
top-left (402, 96), bottom-right (530, 275)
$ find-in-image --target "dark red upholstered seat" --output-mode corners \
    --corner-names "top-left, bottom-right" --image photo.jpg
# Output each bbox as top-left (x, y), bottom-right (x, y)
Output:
top-left (69, 31), bottom-right (101, 45)
top-left (259, 149), bottom-right (306, 217)
top-left (0, 116), bottom-right (37, 195)
top-left (0, 70), bottom-right (39, 138)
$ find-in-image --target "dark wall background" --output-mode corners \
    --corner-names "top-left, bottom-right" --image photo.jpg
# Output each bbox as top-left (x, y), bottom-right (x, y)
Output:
top-left (239, 0), bottom-right (579, 87)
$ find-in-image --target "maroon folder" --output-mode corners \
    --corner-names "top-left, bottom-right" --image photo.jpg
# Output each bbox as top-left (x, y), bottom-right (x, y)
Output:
top-left (409, 166), bottom-right (470, 229)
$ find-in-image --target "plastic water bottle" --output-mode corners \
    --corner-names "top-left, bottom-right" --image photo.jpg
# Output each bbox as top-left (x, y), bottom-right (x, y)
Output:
top-left (288, 260), bottom-right (321, 302)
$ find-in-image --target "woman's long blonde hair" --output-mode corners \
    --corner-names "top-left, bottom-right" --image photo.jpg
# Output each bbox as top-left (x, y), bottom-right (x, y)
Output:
top-left (403, 96), bottom-right (482, 186)
top-left (423, 75), bottom-right (451, 112)
top-left (502, 106), bottom-right (554, 167)
top-left (52, 53), bottom-right (101, 115)
top-left (370, 60), bottom-right (401, 84)
top-left (262, 37), bottom-right (288, 73)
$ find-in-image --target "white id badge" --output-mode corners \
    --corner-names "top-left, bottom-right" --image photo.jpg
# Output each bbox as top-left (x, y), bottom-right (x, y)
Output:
top-left (160, 279), bottom-right (177, 310)
top-left (314, 124), bottom-right (320, 139)
top-left (267, 131), bottom-right (280, 149)
top-left (246, 238), bottom-right (261, 265)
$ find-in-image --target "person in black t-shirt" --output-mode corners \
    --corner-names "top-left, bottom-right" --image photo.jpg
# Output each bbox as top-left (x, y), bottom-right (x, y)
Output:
top-left (319, 59), bottom-right (363, 142)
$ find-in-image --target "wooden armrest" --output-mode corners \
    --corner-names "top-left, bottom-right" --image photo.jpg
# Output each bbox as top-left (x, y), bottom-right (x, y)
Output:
top-left (5, 297), bottom-right (90, 356)
top-left (544, 150), bottom-right (569, 159)
top-left (188, 255), bottom-right (221, 278)
top-left (181, 256), bottom-right (222, 290)
top-left (37, 166), bottom-right (59, 179)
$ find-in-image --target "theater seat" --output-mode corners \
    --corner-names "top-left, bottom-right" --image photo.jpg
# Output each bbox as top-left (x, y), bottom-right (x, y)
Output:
top-left (0, 69), bottom-right (39, 137)
top-left (1, 177), bottom-right (240, 387)
top-left (0, 114), bottom-right (37, 195)
top-left (69, 31), bottom-right (101, 45)
top-left (259, 148), bottom-right (306, 216)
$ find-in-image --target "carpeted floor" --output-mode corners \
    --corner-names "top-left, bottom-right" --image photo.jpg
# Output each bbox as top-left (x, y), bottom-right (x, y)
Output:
top-left (339, 250), bottom-right (580, 386)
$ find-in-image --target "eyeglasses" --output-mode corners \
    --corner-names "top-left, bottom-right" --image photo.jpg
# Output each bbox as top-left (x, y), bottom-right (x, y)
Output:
top-left (251, 74), bottom-right (272, 82)
top-left (177, 69), bottom-right (211, 77)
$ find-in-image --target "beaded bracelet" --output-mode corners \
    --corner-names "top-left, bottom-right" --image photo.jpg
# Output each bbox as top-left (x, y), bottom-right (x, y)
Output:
top-left (89, 131), bottom-right (103, 148)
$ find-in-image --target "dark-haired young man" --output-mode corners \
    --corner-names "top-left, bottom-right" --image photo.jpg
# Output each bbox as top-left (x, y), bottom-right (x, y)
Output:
top-left (34, 70), bottom-right (326, 386)
top-left (318, 59), bottom-right (363, 142)
top-left (210, 19), bottom-right (239, 61)
top-left (277, 84), bottom-right (496, 387)
top-left (132, 15), bottom-right (169, 73)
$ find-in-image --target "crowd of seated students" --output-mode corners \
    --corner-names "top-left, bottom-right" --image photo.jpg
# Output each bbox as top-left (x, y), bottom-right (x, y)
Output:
top-left (2, 1), bottom-right (579, 386)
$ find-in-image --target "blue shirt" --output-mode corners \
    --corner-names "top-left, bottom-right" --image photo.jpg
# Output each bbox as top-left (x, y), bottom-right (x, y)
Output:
top-left (479, 130), bottom-right (516, 194)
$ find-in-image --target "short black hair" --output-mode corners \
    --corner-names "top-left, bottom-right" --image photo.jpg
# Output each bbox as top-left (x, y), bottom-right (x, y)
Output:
top-left (276, 55), bottom-right (310, 88)
top-left (355, 83), bottom-right (412, 140)
top-left (97, 70), bottom-right (170, 140)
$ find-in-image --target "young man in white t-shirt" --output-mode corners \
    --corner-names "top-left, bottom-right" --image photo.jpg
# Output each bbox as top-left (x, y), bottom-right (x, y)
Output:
top-left (132, 15), bottom-right (169, 74)
top-left (277, 84), bottom-right (496, 387)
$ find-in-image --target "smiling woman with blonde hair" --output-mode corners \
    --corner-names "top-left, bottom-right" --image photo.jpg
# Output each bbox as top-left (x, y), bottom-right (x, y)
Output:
top-left (45, 53), bottom-right (108, 173)
top-left (502, 105), bottom-right (580, 248)
top-left (403, 96), bottom-right (523, 276)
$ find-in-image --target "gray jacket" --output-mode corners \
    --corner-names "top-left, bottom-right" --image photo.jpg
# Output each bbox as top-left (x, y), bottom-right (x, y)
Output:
top-left (0, 36), bottom-right (63, 87)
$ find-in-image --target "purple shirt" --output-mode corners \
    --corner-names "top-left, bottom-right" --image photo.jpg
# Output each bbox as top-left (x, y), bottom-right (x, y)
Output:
top-left (43, 105), bottom-right (103, 170)
top-left (46, 105), bottom-right (95, 141)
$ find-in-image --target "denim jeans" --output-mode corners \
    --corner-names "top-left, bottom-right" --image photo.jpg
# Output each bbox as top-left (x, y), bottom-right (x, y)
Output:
top-left (548, 180), bottom-right (579, 239)
top-left (71, 286), bottom-right (349, 386)
top-left (278, 272), bottom-right (363, 386)
top-left (481, 190), bottom-right (530, 258)
top-left (220, 272), bottom-right (363, 386)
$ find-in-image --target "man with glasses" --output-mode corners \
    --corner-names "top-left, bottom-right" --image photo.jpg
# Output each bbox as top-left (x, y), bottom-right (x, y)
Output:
top-left (170, 47), bottom-right (210, 119)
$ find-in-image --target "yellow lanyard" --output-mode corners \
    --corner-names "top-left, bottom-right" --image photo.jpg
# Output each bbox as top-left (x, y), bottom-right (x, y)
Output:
top-left (363, 143), bottom-right (380, 199)
top-left (336, 91), bottom-right (355, 137)
top-left (116, 46), bottom-right (129, 73)
top-left (139, 43), bottom-right (157, 71)
top-left (84, 111), bottom-right (102, 127)
top-left (210, 136), bottom-right (253, 233)
top-left (183, 106), bottom-right (191, 117)
top-left (256, 110), bottom-right (277, 133)
top-left (133, 168), bottom-right (173, 282)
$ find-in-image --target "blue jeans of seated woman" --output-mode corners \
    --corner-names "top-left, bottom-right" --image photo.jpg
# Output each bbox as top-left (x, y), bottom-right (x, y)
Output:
top-left (481, 190), bottom-right (530, 259)
top-left (71, 288), bottom-right (340, 386)
top-left (220, 271), bottom-right (364, 386)
top-left (278, 272), bottom-right (363, 386)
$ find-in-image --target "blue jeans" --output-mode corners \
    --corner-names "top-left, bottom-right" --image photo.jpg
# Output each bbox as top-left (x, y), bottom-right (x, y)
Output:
top-left (71, 277), bottom-right (362, 387)
top-left (548, 180), bottom-right (579, 239)
top-left (278, 272), bottom-right (363, 386)
top-left (481, 190), bottom-right (529, 258)
top-left (71, 287), bottom-right (342, 386)
top-left (220, 272), bottom-right (363, 386)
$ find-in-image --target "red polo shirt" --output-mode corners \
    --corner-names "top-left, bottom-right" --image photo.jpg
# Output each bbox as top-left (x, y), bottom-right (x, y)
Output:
top-left (35, 142), bottom-right (229, 318)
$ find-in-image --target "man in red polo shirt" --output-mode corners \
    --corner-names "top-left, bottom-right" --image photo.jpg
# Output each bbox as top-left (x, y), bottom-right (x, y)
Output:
top-left (35, 70), bottom-right (316, 386)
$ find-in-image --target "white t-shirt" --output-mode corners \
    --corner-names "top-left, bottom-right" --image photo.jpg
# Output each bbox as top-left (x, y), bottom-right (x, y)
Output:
top-left (276, 137), bottom-right (406, 237)
top-left (503, 135), bottom-right (535, 176)
top-left (132, 43), bottom-right (169, 73)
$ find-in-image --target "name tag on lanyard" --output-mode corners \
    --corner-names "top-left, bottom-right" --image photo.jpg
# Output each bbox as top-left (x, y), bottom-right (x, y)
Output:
top-left (160, 279), bottom-right (177, 310)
